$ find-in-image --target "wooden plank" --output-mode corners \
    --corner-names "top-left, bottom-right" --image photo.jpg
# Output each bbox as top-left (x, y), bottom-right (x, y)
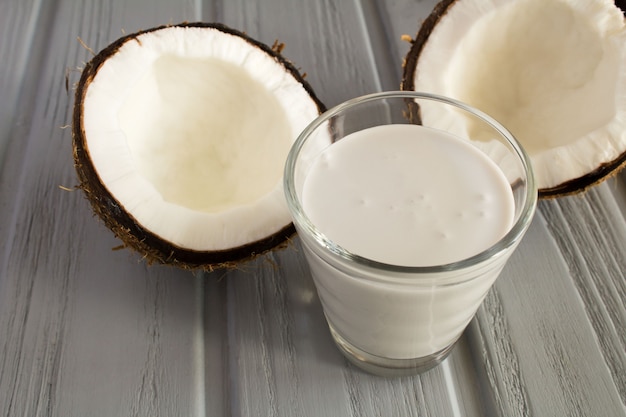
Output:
top-left (0, 0), bottom-right (44, 166)
top-left (541, 186), bottom-right (626, 406)
top-left (475, 209), bottom-right (626, 416)
top-left (610, 172), bottom-right (626, 217)
top-left (0, 0), bottom-right (204, 416)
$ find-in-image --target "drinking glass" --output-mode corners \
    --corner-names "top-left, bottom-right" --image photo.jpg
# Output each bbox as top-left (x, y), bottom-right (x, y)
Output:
top-left (284, 91), bottom-right (537, 376)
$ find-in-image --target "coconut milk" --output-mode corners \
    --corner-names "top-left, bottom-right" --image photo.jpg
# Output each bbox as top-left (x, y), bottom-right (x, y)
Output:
top-left (299, 124), bottom-right (516, 359)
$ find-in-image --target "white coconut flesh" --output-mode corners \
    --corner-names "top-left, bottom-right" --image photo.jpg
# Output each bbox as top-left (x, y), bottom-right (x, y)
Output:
top-left (410, 0), bottom-right (626, 192)
top-left (81, 26), bottom-right (320, 252)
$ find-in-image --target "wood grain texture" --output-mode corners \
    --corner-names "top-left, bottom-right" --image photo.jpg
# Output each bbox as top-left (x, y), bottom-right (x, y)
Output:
top-left (541, 186), bottom-right (626, 406)
top-left (482, 211), bottom-right (625, 416)
top-left (0, 0), bottom-right (203, 416)
top-left (0, 0), bottom-right (625, 416)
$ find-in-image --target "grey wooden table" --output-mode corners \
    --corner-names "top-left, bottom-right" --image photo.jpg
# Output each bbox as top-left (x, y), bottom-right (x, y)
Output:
top-left (1, 0), bottom-right (625, 416)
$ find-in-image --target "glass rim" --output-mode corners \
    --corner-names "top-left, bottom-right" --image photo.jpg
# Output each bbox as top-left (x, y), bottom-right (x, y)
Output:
top-left (284, 91), bottom-right (538, 275)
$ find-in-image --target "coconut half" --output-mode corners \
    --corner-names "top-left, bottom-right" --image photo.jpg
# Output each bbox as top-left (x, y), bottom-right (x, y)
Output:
top-left (73, 23), bottom-right (324, 269)
top-left (401, 0), bottom-right (626, 198)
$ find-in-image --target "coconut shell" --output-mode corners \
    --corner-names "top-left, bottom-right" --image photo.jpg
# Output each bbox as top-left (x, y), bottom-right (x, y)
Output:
top-left (401, 0), bottom-right (626, 199)
top-left (72, 22), bottom-right (325, 270)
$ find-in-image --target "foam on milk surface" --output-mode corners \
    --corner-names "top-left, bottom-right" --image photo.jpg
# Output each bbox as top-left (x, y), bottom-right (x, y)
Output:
top-left (301, 124), bottom-right (515, 266)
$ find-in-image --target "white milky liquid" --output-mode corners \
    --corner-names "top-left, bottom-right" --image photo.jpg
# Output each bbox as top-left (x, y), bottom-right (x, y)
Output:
top-left (302, 124), bottom-right (514, 266)
top-left (298, 124), bottom-right (517, 359)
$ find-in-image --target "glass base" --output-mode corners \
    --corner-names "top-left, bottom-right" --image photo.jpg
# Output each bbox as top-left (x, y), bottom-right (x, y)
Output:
top-left (328, 323), bottom-right (457, 377)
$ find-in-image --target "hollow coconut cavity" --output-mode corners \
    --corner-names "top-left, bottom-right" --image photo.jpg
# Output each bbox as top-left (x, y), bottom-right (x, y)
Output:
top-left (73, 23), bottom-right (324, 269)
top-left (401, 0), bottom-right (626, 198)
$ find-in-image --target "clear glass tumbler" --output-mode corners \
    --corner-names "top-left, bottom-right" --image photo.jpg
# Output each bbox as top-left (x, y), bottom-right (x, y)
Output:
top-left (284, 91), bottom-right (537, 376)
